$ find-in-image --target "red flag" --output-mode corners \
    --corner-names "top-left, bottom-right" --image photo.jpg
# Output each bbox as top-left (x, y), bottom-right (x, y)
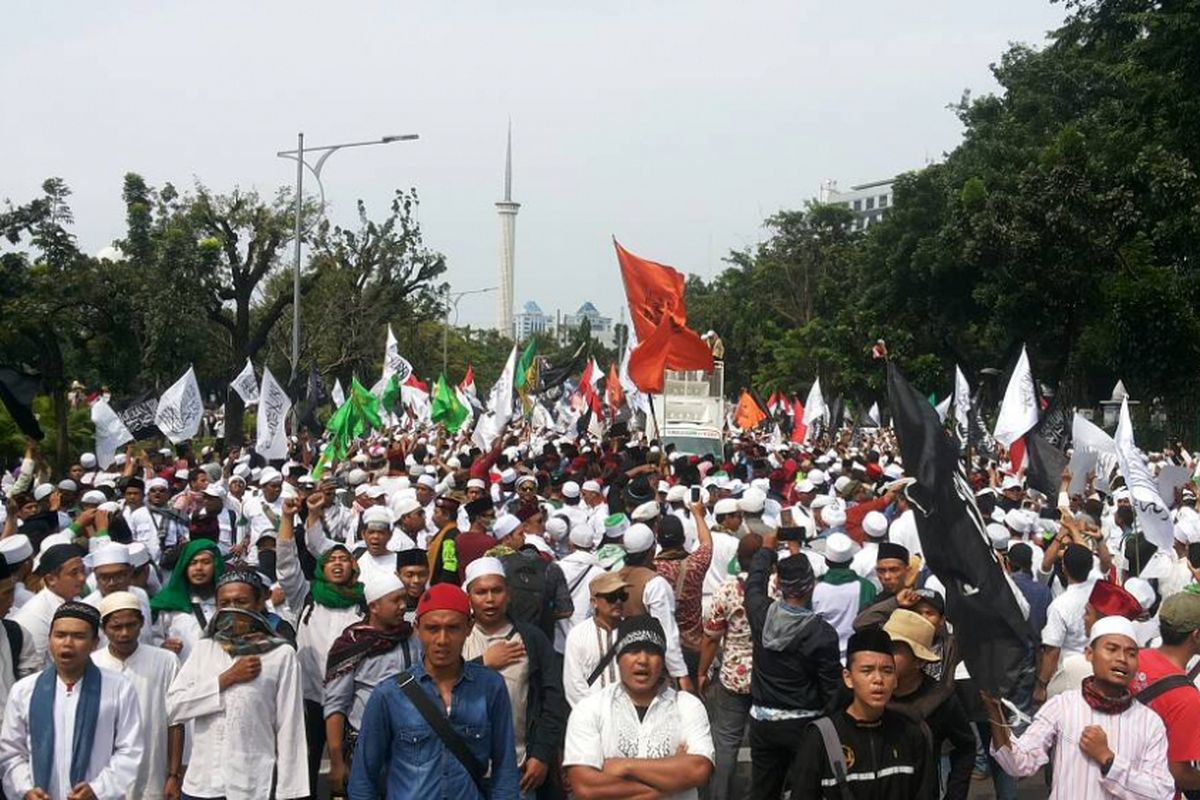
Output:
top-left (790, 398), bottom-right (807, 443)
top-left (615, 240), bottom-right (689, 340)
top-left (459, 365), bottom-right (476, 395)
top-left (577, 359), bottom-right (604, 415)
top-left (404, 374), bottom-right (429, 394)
top-left (606, 363), bottom-right (624, 411)
top-left (628, 317), bottom-right (714, 394)
top-left (767, 391), bottom-right (780, 414)
top-left (734, 390), bottom-right (768, 430)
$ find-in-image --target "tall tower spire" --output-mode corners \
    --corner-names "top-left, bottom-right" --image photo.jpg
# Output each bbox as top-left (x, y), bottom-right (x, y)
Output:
top-left (496, 121), bottom-right (520, 339)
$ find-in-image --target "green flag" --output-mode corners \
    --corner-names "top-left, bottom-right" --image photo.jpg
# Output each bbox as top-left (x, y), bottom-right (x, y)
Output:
top-left (431, 374), bottom-right (469, 433)
top-left (381, 372), bottom-right (402, 414)
top-left (514, 338), bottom-right (538, 391)
top-left (314, 378), bottom-right (382, 479)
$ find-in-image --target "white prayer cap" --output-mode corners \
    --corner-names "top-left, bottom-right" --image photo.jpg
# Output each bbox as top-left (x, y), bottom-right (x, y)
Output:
top-left (354, 484), bottom-right (370, 498)
top-left (713, 498), bottom-right (741, 517)
top-left (467, 478), bottom-right (487, 491)
top-left (362, 506), bottom-right (393, 528)
top-left (366, 485), bottom-right (389, 499)
top-left (825, 533), bottom-right (857, 563)
top-left (464, 556), bottom-right (506, 589)
top-left (569, 524), bottom-right (595, 549)
top-left (57, 479), bottom-right (77, 492)
top-left (157, 448), bottom-right (173, 456)
top-left (297, 474), bottom-right (316, 486)
top-left (516, 473), bottom-right (538, 488)
top-left (416, 474), bottom-right (437, 490)
top-left (665, 485), bottom-right (688, 503)
top-left (259, 467), bottom-right (283, 485)
top-left (127, 543), bottom-right (151, 569)
top-left (863, 511), bottom-right (889, 539)
top-left (811, 495), bottom-right (836, 511)
top-left (807, 469), bottom-right (827, 484)
top-left (623, 523), bottom-right (656, 554)
top-left (1000, 475), bottom-right (1023, 491)
top-left (146, 477), bottom-right (168, 491)
top-left (581, 480), bottom-right (602, 494)
top-left (228, 472), bottom-right (247, 486)
top-left (796, 479), bottom-right (816, 494)
top-left (363, 573), bottom-right (406, 604)
top-left (1123, 577), bottom-right (1156, 612)
top-left (990, 508), bottom-right (1006, 524)
top-left (395, 497), bottom-right (423, 517)
top-left (562, 481), bottom-right (581, 499)
top-left (33, 483), bottom-right (55, 502)
top-left (986, 523), bottom-right (1011, 551)
top-left (346, 468), bottom-right (368, 487)
top-left (280, 483), bottom-right (298, 500)
top-left (0, 535), bottom-right (34, 564)
top-left (86, 542), bottom-right (131, 569)
top-left (545, 516), bottom-right (569, 540)
top-left (1113, 487), bottom-right (1131, 502)
top-left (447, 457), bottom-right (462, 470)
top-left (1004, 508), bottom-right (1036, 535)
top-left (79, 452), bottom-right (97, 469)
top-left (656, 480), bottom-right (670, 495)
top-left (98, 591), bottom-right (142, 621)
top-left (500, 468), bottom-right (517, 485)
top-left (883, 464), bottom-right (905, 480)
top-left (833, 475), bottom-right (852, 494)
top-left (726, 479), bottom-right (746, 497)
top-left (493, 514), bottom-right (521, 540)
top-left (174, 467), bottom-right (191, 479)
top-left (1089, 615), bottom-right (1138, 646)
top-left (630, 501), bottom-right (660, 522)
top-left (823, 504), bottom-right (847, 529)
top-left (202, 485), bottom-right (225, 499)
top-left (740, 488), bottom-right (766, 514)
top-left (98, 501), bottom-right (120, 514)
top-left (81, 490), bottom-right (106, 505)
top-left (113, 454), bottom-right (127, 467)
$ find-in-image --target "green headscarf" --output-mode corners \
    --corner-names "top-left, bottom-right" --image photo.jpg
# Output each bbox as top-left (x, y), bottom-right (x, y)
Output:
top-left (150, 540), bottom-right (225, 614)
top-left (310, 545), bottom-right (365, 609)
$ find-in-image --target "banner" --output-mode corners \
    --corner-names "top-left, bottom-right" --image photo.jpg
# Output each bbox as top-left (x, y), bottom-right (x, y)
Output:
top-left (1113, 398), bottom-right (1175, 551)
top-left (91, 399), bottom-right (134, 469)
top-left (230, 358), bottom-right (259, 405)
top-left (256, 367), bottom-right (292, 460)
top-left (155, 367), bottom-right (203, 444)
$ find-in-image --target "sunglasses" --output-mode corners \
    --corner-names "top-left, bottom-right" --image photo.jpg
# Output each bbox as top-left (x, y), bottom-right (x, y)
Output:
top-left (598, 590), bottom-right (628, 603)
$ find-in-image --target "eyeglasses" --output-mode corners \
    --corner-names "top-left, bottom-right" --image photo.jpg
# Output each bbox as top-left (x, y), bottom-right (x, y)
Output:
top-left (597, 590), bottom-right (628, 603)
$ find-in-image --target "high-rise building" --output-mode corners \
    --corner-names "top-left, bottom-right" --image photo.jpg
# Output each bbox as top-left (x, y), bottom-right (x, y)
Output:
top-left (560, 301), bottom-right (616, 346)
top-left (820, 178), bottom-right (895, 232)
top-left (496, 122), bottom-right (520, 337)
top-left (514, 300), bottom-right (550, 341)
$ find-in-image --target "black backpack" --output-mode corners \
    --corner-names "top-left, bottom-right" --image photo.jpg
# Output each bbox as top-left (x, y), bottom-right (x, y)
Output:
top-left (500, 552), bottom-right (550, 635)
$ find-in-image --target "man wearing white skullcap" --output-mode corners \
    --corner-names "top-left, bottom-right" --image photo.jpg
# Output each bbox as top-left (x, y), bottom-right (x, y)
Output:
top-left (555, 523), bottom-right (605, 654)
top-left (0, 535), bottom-right (36, 610)
top-left (81, 543), bottom-right (153, 645)
top-left (851, 510), bottom-right (888, 590)
top-left (985, 615), bottom-right (1173, 799)
top-left (617, 523), bottom-right (692, 691)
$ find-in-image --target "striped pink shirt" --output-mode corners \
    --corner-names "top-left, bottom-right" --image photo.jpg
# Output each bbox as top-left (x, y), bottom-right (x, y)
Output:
top-left (991, 690), bottom-right (1174, 799)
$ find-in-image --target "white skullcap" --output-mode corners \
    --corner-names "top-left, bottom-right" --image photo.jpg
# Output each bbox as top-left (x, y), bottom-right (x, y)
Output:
top-left (1123, 577), bottom-right (1156, 612)
top-left (354, 484), bottom-right (370, 498)
top-left (57, 479), bottom-right (77, 492)
top-left (581, 480), bottom-right (602, 494)
top-left (810, 495), bottom-right (836, 510)
top-left (833, 475), bottom-right (852, 493)
top-left (740, 488), bottom-right (766, 514)
top-left (493, 514), bottom-right (521, 540)
top-left (464, 556), bottom-right (506, 588)
top-left (364, 573), bottom-right (405, 604)
top-left (416, 474), bottom-right (437, 489)
top-left (98, 501), bottom-right (120, 514)
top-left (0, 535), bottom-right (34, 564)
top-left (394, 497), bottom-right (423, 517)
top-left (259, 467), bottom-right (283, 485)
top-left (499, 468), bottom-right (517, 484)
top-left (883, 464), bottom-right (905, 480)
top-left (630, 501), bottom-right (660, 522)
top-left (796, 479), bottom-right (816, 494)
top-left (1089, 615), bottom-right (1138, 645)
top-left (362, 506), bottom-right (393, 528)
top-left (146, 477), bottom-right (168, 491)
top-left (127, 542), bottom-right (151, 568)
top-left (657, 480), bottom-right (670, 494)
top-left (986, 523), bottom-right (1011, 551)
top-left (569, 524), bottom-right (596, 549)
top-left (280, 483), bottom-right (298, 500)
top-left (1004, 508), bottom-right (1036, 535)
top-left (623, 523), bottom-right (656, 554)
top-left (545, 515), bottom-right (569, 538)
top-left (175, 466), bottom-right (191, 479)
top-left (347, 468), bottom-right (368, 486)
top-left (233, 463), bottom-right (251, 479)
top-left (665, 485), bottom-right (688, 503)
top-left (202, 485), bottom-right (225, 498)
top-left (825, 532), bottom-right (857, 563)
top-left (713, 498), bottom-right (741, 516)
top-left (79, 452), bottom-right (97, 469)
top-left (516, 473), bottom-right (537, 488)
top-left (33, 483), bottom-right (55, 502)
top-left (863, 511), bottom-right (889, 539)
top-left (562, 481), bottom-right (581, 499)
top-left (366, 485), bottom-right (389, 499)
top-left (822, 504), bottom-right (847, 528)
top-left (807, 469), bottom-right (826, 484)
top-left (86, 542), bottom-right (131, 569)
top-left (80, 489), bottom-right (106, 505)
top-left (97, 591), bottom-right (141, 620)
top-left (1000, 474), bottom-right (1023, 491)
top-left (467, 478), bottom-right (487, 491)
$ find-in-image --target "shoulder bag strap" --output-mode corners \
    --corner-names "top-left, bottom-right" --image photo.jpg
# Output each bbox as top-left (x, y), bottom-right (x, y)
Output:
top-left (396, 671), bottom-right (486, 795)
top-left (568, 563), bottom-right (596, 595)
top-left (586, 638), bottom-right (619, 687)
top-left (811, 717), bottom-right (854, 800)
top-left (1136, 674), bottom-right (1196, 705)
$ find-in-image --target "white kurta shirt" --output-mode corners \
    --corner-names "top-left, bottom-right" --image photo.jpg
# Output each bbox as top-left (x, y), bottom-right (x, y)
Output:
top-left (0, 622), bottom-right (38, 727)
top-left (562, 617), bottom-right (620, 708)
top-left (167, 639), bottom-right (308, 800)
top-left (82, 586), bottom-right (153, 645)
top-left (151, 595), bottom-right (217, 665)
top-left (555, 551), bottom-right (603, 653)
top-left (0, 667), bottom-right (143, 800)
top-left (11, 588), bottom-right (69, 670)
top-left (91, 645), bottom-right (179, 800)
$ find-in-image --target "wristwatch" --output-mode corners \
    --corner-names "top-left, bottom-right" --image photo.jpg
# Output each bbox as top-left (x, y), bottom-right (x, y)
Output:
top-left (1100, 754), bottom-right (1115, 776)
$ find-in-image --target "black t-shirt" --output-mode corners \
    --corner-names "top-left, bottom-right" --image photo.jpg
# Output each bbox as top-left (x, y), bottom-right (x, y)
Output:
top-left (791, 708), bottom-right (932, 799)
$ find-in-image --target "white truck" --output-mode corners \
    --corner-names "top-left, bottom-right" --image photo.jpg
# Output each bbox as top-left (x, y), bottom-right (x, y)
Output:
top-left (649, 361), bottom-right (726, 457)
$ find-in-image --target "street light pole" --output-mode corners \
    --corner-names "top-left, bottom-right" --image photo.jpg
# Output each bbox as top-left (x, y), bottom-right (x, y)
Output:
top-left (442, 286), bottom-right (498, 375)
top-left (277, 132), bottom-right (419, 382)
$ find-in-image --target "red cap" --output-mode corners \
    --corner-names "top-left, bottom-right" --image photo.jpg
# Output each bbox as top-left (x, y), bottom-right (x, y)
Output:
top-left (1088, 580), bottom-right (1142, 620)
top-left (416, 583), bottom-right (470, 619)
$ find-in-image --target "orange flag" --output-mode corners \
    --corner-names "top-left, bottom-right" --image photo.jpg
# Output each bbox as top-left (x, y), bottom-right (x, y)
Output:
top-left (627, 316), bottom-right (713, 394)
top-left (734, 390), bottom-right (768, 431)
top-left (606, 363), bottom-right (624, 411)
top-left (615, 240), bottom-right (688, 340)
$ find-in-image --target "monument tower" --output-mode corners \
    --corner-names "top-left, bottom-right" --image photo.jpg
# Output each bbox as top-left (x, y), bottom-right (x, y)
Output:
top-left (496, 122), bottom-right (520, 338)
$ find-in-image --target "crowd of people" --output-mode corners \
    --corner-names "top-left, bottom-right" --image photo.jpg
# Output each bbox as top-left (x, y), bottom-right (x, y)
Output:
top-left (0, 418), bottom-right (1197, 800)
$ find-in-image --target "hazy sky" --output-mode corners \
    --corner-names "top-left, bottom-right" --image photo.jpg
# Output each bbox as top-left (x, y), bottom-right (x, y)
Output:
top-left (2, 1), bottom-right (1065, 329)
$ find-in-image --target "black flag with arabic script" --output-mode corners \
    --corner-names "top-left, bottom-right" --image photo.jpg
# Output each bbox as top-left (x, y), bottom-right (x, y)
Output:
top-left (115, 391), bottom-right (161, 441)
top-left (888, 362), bottom-right (1033, 695)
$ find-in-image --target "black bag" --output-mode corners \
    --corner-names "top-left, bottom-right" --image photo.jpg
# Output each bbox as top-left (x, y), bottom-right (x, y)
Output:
top-left (500, 552), bottom-right (549, 632)
top-left (395, 671), bottom-right (486, 795)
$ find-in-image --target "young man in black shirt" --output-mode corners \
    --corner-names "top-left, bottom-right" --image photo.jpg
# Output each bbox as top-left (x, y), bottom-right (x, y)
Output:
top-left (792, 628), bottom-right (932, 799)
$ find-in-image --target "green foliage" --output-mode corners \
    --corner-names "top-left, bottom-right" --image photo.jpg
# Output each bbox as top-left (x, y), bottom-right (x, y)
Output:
top-left (0, 398), bottom-right (93, 464)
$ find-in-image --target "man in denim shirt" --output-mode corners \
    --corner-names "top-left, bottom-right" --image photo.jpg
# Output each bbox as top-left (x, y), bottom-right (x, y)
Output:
top-left (349, 583), bottom-right (520, 799)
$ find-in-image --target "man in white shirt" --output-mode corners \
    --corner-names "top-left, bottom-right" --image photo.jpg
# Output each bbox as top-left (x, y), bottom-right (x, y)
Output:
top-left (119, 477), bottom-right (161, 562)
top-left (91, 591), bottom-right (182, 800)
top-left (851, 510), bottom-right (888, 590)
top-left (1036, 543), bottom-right (1096, 705)
top-left (0, 555), bottom-right (38, 728)
top-left (563, 572), bottom-right (627, 707)
top-left (81, 542), bottom-right (154, 645)
top-left (13, 543), bottom-right (88, 670)
top-left (0, 535), bottom-right (36, 613)
top-left (0, 602), bottom-right (143, 800)
top-left (564, 614), bottom-right (715, 800)
top-left (555, 524), bottom-right (605, 654)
